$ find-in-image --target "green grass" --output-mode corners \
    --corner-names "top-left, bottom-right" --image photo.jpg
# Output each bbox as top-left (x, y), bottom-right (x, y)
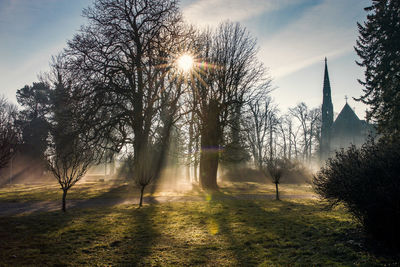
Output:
top-left (0, 180), bottom-right (314, 203)
top-left (0, 198), bottom-right (398, 266)
top-left (0, 180), bottom-right (137, 202)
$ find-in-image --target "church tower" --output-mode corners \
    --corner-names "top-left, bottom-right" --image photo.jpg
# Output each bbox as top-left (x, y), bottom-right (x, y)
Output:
top-left (320, 57), bottom-right (334, 160)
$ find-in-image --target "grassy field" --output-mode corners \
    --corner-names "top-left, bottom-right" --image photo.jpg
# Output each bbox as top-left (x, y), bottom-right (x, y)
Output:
top-left (0, 180), bottom-right (314, 203)
top-left (0, 182), bottom-right (398, 266)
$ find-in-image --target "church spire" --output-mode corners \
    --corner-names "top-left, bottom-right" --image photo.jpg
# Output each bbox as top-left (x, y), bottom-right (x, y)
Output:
top-left (320, 57), bottom-right (334, 160)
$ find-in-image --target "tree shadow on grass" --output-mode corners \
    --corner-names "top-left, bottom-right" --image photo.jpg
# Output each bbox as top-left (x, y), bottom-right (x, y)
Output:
top-left (189, 192), bottom-right (399, 266)
top-left (0, 177), bottom-right (160, 266)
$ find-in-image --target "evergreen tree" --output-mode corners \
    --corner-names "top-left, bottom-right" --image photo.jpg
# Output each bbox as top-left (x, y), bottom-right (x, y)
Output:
top-left (16, 82), bottom-right (50, 162)
top-left (355, 0), bottom-right (400, 135)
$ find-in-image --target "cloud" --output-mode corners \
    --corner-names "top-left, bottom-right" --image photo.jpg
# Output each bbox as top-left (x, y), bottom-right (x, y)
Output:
top-left (183, 0), bottom-right (302, 26)
top-left (259, 0), bottom-right (369, 79)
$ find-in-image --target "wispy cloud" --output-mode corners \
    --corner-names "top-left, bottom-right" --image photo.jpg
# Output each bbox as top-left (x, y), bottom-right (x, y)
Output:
top-left (259, 0), bottom-right (369, 78)
top-left (183, 0), bottom-right (303, 26)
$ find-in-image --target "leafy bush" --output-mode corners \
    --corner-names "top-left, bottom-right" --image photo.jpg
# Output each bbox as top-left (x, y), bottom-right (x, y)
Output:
top-left (314, 137), bottom-right (400, 248)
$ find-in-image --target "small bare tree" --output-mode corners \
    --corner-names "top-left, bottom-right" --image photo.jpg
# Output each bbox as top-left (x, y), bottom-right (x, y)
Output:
top-left (47, 138), bottom-right (94, 212)
top-left (263, 158), bottom-right (285, 200)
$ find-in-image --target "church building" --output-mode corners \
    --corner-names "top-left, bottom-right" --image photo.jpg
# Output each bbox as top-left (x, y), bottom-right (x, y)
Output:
top-left (319, 58), bottom-right (374, 160)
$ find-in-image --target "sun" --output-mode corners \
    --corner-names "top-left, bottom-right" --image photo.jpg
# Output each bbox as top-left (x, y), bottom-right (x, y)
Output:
top-left (176, 54), bottom-right (194, 73)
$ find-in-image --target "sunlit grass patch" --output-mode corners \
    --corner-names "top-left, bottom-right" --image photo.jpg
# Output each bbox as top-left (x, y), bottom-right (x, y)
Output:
top-left (0, 181), bottom-right (136, 202)
top-left (0, 199), bottom-right (398, 266)
top-left (219, 181), bottom-right (315, 197)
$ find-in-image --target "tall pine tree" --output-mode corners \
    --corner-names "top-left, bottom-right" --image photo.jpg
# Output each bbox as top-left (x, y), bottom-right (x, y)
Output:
top-left (355, 0), bottom-right (400, 135)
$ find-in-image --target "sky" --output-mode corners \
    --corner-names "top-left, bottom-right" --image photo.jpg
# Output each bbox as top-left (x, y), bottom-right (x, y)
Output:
top-left (0, 0), bottom-right (370, 119)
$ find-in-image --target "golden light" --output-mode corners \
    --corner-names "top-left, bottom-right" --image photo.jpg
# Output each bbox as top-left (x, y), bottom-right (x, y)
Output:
top-left (176, 54), bottom-right (194, 73)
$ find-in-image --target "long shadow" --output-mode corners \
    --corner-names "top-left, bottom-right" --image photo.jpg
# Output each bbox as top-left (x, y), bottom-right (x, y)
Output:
top-left (58, 182), bottom-right (160, 265)
top-left (113, 205), bottom-right (159, 266)
top-left (189, 191), bottom-right (399, 266)
top-left (0, 166), bottom-right (31, 188)
top-left (0, 177), bottom-right (161, 265)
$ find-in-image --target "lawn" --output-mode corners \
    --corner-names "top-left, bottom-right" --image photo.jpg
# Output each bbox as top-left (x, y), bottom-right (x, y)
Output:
top-left (0, 192), bottom-right (399, 265)
top-left (0, 180), bottom-right (314, 203)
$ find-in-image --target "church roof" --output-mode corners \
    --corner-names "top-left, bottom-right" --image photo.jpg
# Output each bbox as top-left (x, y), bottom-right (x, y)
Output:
top-left (332, 103), bottom-right (363, 134)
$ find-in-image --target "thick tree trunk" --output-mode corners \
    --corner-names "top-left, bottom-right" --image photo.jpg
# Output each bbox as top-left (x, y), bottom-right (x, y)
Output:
top-left (62, 189), bottom-right (67, 212)
top-left (139, 186), bottom-right (145, 207)
top-left (199, 100), bottom-right (221, 191)
top-left (275, 183), bottom-right (280, 201)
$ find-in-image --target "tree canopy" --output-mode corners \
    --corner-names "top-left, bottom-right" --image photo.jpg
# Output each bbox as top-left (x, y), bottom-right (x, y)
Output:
top-left (355, 0), bottom-right (400, 135)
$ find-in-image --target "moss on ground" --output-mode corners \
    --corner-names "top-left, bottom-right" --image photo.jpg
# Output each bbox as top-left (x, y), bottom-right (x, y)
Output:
top-left (0, 197), bottom-right (398, 266)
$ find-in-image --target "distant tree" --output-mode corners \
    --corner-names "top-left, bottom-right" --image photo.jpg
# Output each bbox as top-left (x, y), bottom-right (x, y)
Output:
top-left (0, 96), bottom-right (18, 174)
top-left (16, 82), bottom-right (50, 166)
top-left (16, 82), bottom-right (50, 119)
top-left (289, 103), bottom-right (321, 163)
top-left (263, 158), bottom-right (285, 200)
top-left (277, 115), bottom-right (293, 159)
top-left (244, 95), bottom-right (276, 168)
top-left (355, 0), bottom-right (400, 135)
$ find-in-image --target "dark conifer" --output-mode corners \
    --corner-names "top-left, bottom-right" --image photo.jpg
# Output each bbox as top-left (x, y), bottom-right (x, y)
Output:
top-left (355, 0), bottom-right (400, 135)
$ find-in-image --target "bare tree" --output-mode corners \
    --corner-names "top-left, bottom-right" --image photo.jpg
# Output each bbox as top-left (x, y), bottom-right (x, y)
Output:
top-left (63, 0), bottom-right (193, 200)
top-left (191, 22), bottom-right (270, 190)
top-left (289, 103), bottom-right (321, 163)
top-left (65, 0), bottom-right (187, 161)
top-left (47, 137), bottom-right (94, 212)
top-left (263, 158), bottom-right (285, 200)
top-left (0, 96), bottom-right (18, 175)
top-left (244, 95), bottom-right (276, 168)
top-left (45, 62), bottom-right (96, 212)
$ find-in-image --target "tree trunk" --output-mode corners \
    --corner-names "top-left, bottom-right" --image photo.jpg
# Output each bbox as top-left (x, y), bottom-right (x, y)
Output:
top-left (62, 189), bottom-right (67, 212)
top-left (194, 131), bottom-right (199, 183)
top-left (139, 186), bottom-right (145, 207)
top-left (199, 100), bottom-right (220, 191)
top-left (194, 152), bottom-right (198, 183)
top-left (187, 116), bottom-right (194, 182)
top-left (275, 183), bottom-right (280, 201)
top-left (269, 123), bottom-right (273, 161)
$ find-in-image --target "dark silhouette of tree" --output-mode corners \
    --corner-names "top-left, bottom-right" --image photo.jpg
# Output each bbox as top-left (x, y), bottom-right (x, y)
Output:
top-left (262, 158), bottom-right (285, 200)
top-left (64, 0), bottom-right (189, 199)
top-left (46, 60), bottom-right (95, 212)
top-left (65, 0), bottom-right (185, 158)
top-left (138, 92), bottom-right (180, 207)
top-left (192, 22), bottom-right (270, 190)
top-left (314, 137), bottom-right (400, 248)
top-left (0, 96), bottom-right (18, 175)
top-left (16, 82), bottom-right (51, 171)
top-left (355, 0), bottom-right (400, 135)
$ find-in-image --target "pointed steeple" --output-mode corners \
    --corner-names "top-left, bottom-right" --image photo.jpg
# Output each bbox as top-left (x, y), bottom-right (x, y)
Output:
top-left (323, 57), bottom-right (332, 102)
top-left (320, 58), bottom-right (334, 160)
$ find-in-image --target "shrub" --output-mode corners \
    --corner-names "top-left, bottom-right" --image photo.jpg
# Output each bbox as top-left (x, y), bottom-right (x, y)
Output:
top-left (314, 137), bottom-right (400, 248)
